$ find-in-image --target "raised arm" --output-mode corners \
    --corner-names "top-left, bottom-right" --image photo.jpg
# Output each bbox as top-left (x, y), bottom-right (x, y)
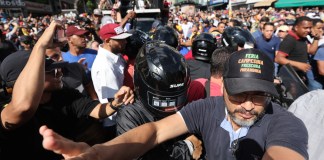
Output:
top-left (119, 11), bottom-right (136, 29)
top-left (1, 21), bottom-right (62, 130)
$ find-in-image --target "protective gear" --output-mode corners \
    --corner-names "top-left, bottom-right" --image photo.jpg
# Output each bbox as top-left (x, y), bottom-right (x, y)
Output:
top-left (153, 26), bottom-right (179, 48)
top-left (151, 20), bottom-right (162, 29)
top-left (134, 41), bottom-right (190, 116)
top-left (285, 19), bottom-right (295, 26)
top-left (222, 27), bottom-right (256, 49)
top-left (192, 33), bottom-right (217, 62)
top-left (125, 29), bottom-right (151, 59)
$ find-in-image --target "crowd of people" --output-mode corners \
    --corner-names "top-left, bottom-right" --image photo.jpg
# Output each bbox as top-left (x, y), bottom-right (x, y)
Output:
top-left (0, 3), bottom-right (323, 160)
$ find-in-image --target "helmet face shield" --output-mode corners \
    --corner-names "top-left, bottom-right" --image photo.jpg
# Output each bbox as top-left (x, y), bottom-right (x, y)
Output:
top-left (147, 89), bottom-right (187, 113)
top-left (222, 27), bottom-right (256, 49)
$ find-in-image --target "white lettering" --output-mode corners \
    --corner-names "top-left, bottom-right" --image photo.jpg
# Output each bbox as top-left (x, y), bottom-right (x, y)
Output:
top-left (170, 83), bottom-right (184, 88)
top-left (0, 0), bottom-right (25, 7)
top-left (198, 49), bottom-right (207, 52)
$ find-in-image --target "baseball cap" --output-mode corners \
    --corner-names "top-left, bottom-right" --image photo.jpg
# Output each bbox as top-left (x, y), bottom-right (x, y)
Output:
top-left (19, 35), bottom-right (33, 43)
top-left (66, 25), bottom-right (89, 37)
top-left (223, 49), bottom-right (279, 97)
top-left (93, 9), bottom-right (102, 16)
top-left (0, 52), bottom-right (68, 88)
top-left (99, 23), bottom-right (132, 40)
top-left (278, 25), bottom-right (289, 32)
top-left (100, 16), bottom-right (115, 28)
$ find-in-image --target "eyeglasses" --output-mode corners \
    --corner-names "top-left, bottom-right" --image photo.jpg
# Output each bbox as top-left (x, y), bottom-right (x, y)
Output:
top-left (228, 93), bottom-right (271, 105)
top-left (45, 68), bottom-right (63, 78)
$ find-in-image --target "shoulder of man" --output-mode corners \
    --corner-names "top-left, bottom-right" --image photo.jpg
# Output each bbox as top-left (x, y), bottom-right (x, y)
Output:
top-left (83, 48), bottom-right (98, 54)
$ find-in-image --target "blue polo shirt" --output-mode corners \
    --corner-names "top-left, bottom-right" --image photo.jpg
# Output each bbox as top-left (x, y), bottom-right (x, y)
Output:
top-left (62, 48), bottom-right (97, 78)
top-left (252, 29), bottom-right (262, 39)
top-left (255, 36), bottom-right (281, 61)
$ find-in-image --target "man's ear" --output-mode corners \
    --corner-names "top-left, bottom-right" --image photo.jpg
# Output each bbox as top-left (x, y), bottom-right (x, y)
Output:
top-left (67, 37), bottom-right (72, 43)
top-left (105, 38), bottom-right (110, 44)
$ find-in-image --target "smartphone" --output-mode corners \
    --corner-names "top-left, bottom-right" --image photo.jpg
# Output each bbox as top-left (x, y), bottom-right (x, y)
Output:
top-left (56, 29), bottom-right (65, 39)
top-left (54, 29), bottom-right (66, 43)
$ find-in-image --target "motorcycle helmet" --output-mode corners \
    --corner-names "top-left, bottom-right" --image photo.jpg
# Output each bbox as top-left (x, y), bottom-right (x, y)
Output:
top-left (222, 27), bottom-right (256, 49)
top-left (124, 29), bottom-right (151, 60)
top-left (285, 19), bottom-right (295, 26)
top-left (192, 33), bottom-right (217, 62)
top-left (153, 26), bottom-right (179, 48)
top-left (134, 41), bottom-right (190, 117)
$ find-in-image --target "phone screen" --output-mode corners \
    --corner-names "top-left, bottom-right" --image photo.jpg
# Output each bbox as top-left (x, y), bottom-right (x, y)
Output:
top-left (56, 29), bottom-right (65, 39)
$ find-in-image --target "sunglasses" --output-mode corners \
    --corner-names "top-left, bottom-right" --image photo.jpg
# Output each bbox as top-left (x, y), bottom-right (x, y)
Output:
top-left (47, 53), bottom-right (60, 61)
top-left (228, 92), bottom-right (271, 106)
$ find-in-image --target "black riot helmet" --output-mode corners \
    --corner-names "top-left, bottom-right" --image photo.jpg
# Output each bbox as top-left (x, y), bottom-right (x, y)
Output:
top-left (153, 26), bottom-right (179, 48)
top-left (222, 27), bottom-right (256, 50)
top-left (124, 29), bottom-right (151, 60)
top-left (134, 41), bottom-right (190, 117)
top-left (192, 33), bottom-right (217, 62)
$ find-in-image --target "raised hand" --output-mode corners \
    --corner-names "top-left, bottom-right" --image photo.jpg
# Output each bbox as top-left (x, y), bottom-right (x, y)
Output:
top-left (39, 125), bottom-right (91, 159)
top-left (112, 86), bottom-right (134, 107)
top-left (77, 58), bottom-right (88, 70)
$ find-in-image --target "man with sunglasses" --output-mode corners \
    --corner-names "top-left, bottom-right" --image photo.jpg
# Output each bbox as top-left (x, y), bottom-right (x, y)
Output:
top-left (40, 49), bottom-right (308, 160)
top-left (0, 21), bottom-right (134, 160)
top-left (45, 47), bottom-right (98, 100)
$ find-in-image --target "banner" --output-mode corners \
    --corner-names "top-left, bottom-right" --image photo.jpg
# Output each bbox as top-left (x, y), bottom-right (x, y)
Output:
top-left (0, 0), bottom-right (25, 8)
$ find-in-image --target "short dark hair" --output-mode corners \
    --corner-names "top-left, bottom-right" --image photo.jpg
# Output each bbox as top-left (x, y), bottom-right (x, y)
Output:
top-left (312, 19), bottom-right (323, 26)
top-left (294, 16), bottom-right (312, 27)
top-left (260, 16), bottom-right (270, 23)
top-left (230, 19), bottom-right (242, 27)
top-left (210, 47), bottom-right (232, 77)
top-left (262, 22), bottom-right (274, 30)
top-left (217, 22), bottom-right (226, 27)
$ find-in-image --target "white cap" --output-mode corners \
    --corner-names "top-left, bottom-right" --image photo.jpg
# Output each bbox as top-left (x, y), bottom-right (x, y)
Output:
top-left (93, 9), bottom-right (102, 16)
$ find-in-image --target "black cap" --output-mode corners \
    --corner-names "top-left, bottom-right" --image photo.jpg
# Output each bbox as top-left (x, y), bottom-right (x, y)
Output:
top-left (285, 19), bottom-right (295, 26)
top-left (203, 19), bottom-right (210, 24)
top-left (19, 35), bottom-right (33, 44)
top-left (223, 49), bottom-right (278, 97)
top-left (0, 52), bottom-right (68, 88)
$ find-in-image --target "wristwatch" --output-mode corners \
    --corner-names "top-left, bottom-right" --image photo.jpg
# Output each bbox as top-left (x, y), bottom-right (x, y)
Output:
top-left (108, 98), bottom-right (119, 111)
